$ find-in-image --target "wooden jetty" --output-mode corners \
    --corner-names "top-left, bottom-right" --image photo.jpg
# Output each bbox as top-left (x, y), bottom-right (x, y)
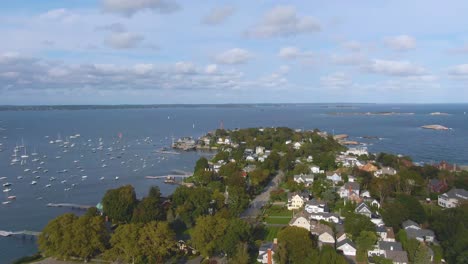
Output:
top-left (0, 230), bottom-right (41, 237)
top-left (47, 203), bottom-right (92, 210)
top-left (145, 175), bottom-right (191, 179)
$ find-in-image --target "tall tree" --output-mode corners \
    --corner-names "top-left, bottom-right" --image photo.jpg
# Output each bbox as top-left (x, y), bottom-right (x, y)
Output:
top-left (105, 223), bottom-right (143, 264)
top-left (138, 221), bottom-right (176, 263)
top-left (38, 213), bottom-right (78, 259)
top-left (102, 185), bottom-right (138, 223)
top-left (229, 243), bottom-right (250, 264)
top-left (190, 215), bottom-right (229, 257)
top-left (275, 226), bottom-right (316, 264)
top-left (132, 186), bottom-right (166, 223)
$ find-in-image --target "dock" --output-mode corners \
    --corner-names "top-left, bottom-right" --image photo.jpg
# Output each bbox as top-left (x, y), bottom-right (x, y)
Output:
top-left (145, 175), bottom-right (191, 179)
top-left (0, 230), bottom-right (41, 237)
top-left (47, 203), bottom-right (92, 210)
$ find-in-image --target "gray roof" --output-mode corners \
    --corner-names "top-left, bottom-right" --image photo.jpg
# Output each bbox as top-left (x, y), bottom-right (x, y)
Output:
top-left (337, 238), bottom-right (356, 249)
top-left (442, 188), bottom-right (468, 200)
top-left (402, 220), bottom-right (420, 230)
top-left (406, 228), bottom-right (435, 239)
top-left (306, 199), bottom-right (327, 206)
top-left (355, 202), bottom-right (371, 214)
top-left (385, 250), bottom-right (408, 263)
top-left (379, 241), bottom-right (403, 251)
top-left (376, 225), bottom-right (387, 233)
top-left (343, 182), bottom-right (360, 190)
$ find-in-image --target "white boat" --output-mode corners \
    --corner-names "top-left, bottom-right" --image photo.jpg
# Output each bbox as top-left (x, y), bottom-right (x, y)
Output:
top-left (49, 140), bottom-right (55, 144)
top-left (99, 177), bottom-right (105, 180)
top-left (45, 184), bottom-right (51, 188)
top-left (3, 183), bottom-right (12, 187)
top-left (61, 180), bottom-right (67, 184)
top-left (35, 176), bottom-right (41, 179)
top-left (49, 177), bottom-right (56, 181)
top-left (2, 201), bottom-right (11, 205)
top-left (17, 176), bottom-right (23, 179)
top-left (102, 164), bottom-right (107, 168)
top-left (56, 156), bottom-right (62, 159)
top-left (3, 188), bottom-right (11, 192)
top-left (64, 188), bottom-right (71, 191)
top-left (32, 158), bottom-right (39, 162)
top-left (0, 177), bottom-right (6, 180)
top-left (7, 196), bottom-right (16, 200)
top-left (31, 181), bottom-right (37, 185)
top-left (24, 168), bottom-right (30, 172)
top-left (43, 169), bottom-right (49, 173)
top-left (115, 176), bottom-right (119, 180)
top-left (81, 175), bottom-right (88, 179)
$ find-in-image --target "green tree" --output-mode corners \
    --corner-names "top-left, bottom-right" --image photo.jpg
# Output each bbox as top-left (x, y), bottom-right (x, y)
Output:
top-left (275, 226), bottom-right (315, 264)
top-left (344, 212), bottom-right (375, 239)
top-left (191, 215), bottom-right (229, 257)
top-left (312, 245), bottom-right (348, 264)
top-left (356, 231), bottom-right (378, 262)
top-left (72, 215), bottom-right (109, 261)
top-left (414, 242), bottom-right (431, 264)
top-left (132, 186), bottom-right (166, 223)
top-left (38, 213), bottom-right (78, 259)
top-left (138, 221), bottom-right (176, 263)
top-left (229, 242), bottom-right (250, 264)
top-left (102, 185), bottom-right (138, 223)
top-left (221, 218), bottom-right (252, 257)
top-left (105, 223), bottom-right (143, 264)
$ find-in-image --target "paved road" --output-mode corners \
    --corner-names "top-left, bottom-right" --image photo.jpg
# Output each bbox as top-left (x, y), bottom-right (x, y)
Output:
top-left (240, 171), bottom-right (284, 219)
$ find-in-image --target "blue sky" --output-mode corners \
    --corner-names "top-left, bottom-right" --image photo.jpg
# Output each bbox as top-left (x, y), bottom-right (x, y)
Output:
top-left (1, 0), bottom-right (468, 104)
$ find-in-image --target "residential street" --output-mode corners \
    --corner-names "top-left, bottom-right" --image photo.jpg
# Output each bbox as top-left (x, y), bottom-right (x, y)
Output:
top-left (240, 171), bottom-right (284, 220)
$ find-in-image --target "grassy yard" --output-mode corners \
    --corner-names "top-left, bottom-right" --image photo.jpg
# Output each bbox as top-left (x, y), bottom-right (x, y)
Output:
top-left (264, 216), bottom-right (292, 225)
top-left (265, 226), bottom-right (282, 241)
top-left (263, 205), bottom-right (293, 217)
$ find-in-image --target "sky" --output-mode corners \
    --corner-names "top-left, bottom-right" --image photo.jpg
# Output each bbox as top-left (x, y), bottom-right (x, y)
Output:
top-left (1, 0), bottom-right (468, 105)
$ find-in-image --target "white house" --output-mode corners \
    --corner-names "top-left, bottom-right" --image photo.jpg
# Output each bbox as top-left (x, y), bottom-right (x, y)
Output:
top-left (256, 146), bottom-right (265, 155)
top-left (293, 174), bottom-right (315, 186)
top-left (345, 147), bottom-right (368, 156)
top-left (293, 142), bottom-right (302, 150)
top-left (310, 165), bottom-right (322, 174)
top-left (438, 188), bottom-right (468, 208)
top-left (402, 220), bottom-right (436, 243)
top-left (289, 213), bottom-right (311, 231)
top-left (374, 167), bottom-right (397, 178)
top-left (326, 172), bottom-right (342, 184)
top-left (355, 202), bottom-right (372, 218)
top-left (339, 182), bottom-right (361, 198)
top-left (257, 241), bottom-right (276, 264)
top-left (368, 241), bottom-right (403, 256)
top-left (287, 192), bottom-right (308, 210)
top-left (307, 155), bottom-right (313, 162)
top-left (309, 212), bottom-right (341, 224)
top-left (305, 199), bottom-right (328, 213)
top-left (337, 239), bottom-right (357, 256)
top-left (311, 222), bottom-right (335, 246)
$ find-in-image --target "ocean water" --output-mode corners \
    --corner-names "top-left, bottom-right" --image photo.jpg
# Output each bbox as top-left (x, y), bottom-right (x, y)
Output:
top-left (0, 104), bottom-right (467, 263)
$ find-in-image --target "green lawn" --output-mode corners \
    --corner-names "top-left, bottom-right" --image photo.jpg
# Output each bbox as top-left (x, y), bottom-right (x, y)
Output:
top-left (264, 205), bottom-right (292, 217)
top-left (265, 216), bottom-right (292, 225)
top-left (265, 226), bottom-right (282, 241)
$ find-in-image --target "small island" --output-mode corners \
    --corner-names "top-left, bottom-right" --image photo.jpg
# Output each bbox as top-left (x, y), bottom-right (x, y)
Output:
top-left (421, 124), bottom-right (449, 130)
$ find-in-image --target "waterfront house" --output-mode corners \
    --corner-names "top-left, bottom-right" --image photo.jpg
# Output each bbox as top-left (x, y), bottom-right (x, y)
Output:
top-left (257, 241), bottom-right (277, 264)
top-left (374, 167), bottom-right (397, 177)
top-left (305, 199), bottom-right (328, 213)
top-left (438, 188), bottom-right (468, 208)
top-left (355, 202), bottom-right (372, 218)
top-left (337, 239), bottom-right (357, 256)
top-left (345, 147), bottom-right (368, 156)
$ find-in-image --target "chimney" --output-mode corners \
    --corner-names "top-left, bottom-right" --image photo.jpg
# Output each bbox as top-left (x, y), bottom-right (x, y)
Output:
top-left (390, 246), bottom-right (393, 251)
top-left (267, 249), bottom-right (272, 264)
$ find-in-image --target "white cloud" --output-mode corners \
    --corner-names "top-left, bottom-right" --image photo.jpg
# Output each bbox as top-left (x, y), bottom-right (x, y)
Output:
top-left (331, 53), bottom-right (368, 66)
top-left (133, 64), bottom-right (154, 75)
top-left (246, 5), bottom-right (320, 38)
top-left (205, 64), bottom-right (218, 74)
top-left (104, 32), bottom-right (144, 49)
top-left (384, 35), bottom-right (416, 51)
top-left (101, 0), bottom-right (180, 17)
top-left (174, 61), bottom-right (196, 74)
top-left (320, 72), bottom-right (352, 89)
top-left (448, 64), bottom-right (468, 77)
top-left (215, 48), bottom-right (252, 65)
top-left (366, 59), bottom-right (426, 76)
top-left (96, 22), bottom-right (126, 33)
top-left (202, 6), bottom-right (235, 25)
top-left (39, 8), bottom-right (79, 23)
top-left (278, 47), bottom-right (300, 59)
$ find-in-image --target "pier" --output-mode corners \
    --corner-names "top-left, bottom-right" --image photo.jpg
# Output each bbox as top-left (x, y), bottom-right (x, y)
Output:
top-left (145, 175), bottom-right (191, 179)
top-left (47, 203), bottom-right (92, 210)
top-left (0, 230), bottom-right (41, 237)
